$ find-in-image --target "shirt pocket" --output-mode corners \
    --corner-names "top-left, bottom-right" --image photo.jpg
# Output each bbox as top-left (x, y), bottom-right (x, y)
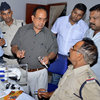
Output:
top-left (71, 30), bottom-right (84, 40)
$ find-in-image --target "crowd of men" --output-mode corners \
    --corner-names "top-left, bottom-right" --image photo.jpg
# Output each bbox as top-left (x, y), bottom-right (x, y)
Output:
top-left (0, 1), bottom-right (100, 100)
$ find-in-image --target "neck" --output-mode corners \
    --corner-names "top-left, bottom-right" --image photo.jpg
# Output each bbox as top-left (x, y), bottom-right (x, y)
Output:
top-left (33, 27), bottom-right (42, 34)
top-left (73, 61), bottom-right (86, 69)
top-left (69, 18), bottom-right (76, 25)
top-left (93, 30), bottom-right (100, 36)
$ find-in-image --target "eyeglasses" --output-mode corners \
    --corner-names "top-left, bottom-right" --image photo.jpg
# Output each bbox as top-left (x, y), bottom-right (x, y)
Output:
top-left (71, 46), bottom-right (80, 53)
top-left (34, 16), bottom-right (47, 22)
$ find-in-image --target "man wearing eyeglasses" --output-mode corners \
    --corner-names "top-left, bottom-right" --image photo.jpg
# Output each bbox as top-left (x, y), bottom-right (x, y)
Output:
top-left (50, 3), bottom-right (89, 86)
top-left (11, 6), bottom-right (58, 100)
top-left (38, 37), bottom-right (100, 100)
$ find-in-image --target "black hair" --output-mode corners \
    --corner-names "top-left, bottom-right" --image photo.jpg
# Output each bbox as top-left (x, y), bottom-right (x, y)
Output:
top-left (73, 3), bottom-right (87, 14)
top-left (89, 4), bottom-right (100, 12)
top-left (32, 6), bottom-right (48, 17)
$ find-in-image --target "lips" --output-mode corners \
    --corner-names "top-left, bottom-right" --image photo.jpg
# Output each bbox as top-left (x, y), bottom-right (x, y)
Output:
top-left (90, 23), bottom-right (95, 28)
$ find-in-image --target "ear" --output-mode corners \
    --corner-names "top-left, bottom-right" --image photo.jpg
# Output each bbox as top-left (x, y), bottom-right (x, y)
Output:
top-left (11, 11), bottom-right (13, 15)
top-left (31, 15), bottom-right (35, 21)
top-left (77, 53), bottom-right (83, 61)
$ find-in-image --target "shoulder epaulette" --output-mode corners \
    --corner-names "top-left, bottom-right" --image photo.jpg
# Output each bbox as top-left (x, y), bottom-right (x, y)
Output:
top-left (74, 78), bottom-right (100, 100)
top-left (86, 78), bottom-right (95, 83)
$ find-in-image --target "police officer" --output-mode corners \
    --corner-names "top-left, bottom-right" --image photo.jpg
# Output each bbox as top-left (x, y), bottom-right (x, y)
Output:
top-left (0, 2), bottom-right (26, 65)
top-left (38, 37), bottom-right (100, 100)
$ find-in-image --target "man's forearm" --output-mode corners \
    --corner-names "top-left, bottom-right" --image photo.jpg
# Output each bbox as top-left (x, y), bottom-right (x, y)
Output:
top-left (48, 52), bottom-right (57, 60)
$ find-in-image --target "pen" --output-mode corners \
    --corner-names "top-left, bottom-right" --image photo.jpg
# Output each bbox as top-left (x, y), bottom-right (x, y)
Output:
top-left (42, 62), bottom-right (48, 68)
top-left (38, 56), bottom-right (48, 68)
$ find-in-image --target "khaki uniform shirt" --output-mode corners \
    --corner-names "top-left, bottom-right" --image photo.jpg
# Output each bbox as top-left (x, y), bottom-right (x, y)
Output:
top-left (0, 19), bottom-right (25, 64)
top-left (50, 65), bottom-right (100, 100)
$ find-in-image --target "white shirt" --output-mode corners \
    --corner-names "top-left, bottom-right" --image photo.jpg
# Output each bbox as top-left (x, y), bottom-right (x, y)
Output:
top-left (85, 29), bottom-right (100, 80)
top-left (51, 15), bottom-right (89, 55)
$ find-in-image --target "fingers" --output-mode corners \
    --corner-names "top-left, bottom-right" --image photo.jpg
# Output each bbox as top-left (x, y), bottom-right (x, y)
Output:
top-left (41, 56), bottom-right (49, 65)
top-left (38, 89), bottom-right (46, 98)
top-left (0, 38), bottom-right (5, 46)
top-left (16, 50), bottom-right (25, 58)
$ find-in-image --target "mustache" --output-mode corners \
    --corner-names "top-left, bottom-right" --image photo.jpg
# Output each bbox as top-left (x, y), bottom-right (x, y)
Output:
top-left (89, 23), bottom-right (95, 26)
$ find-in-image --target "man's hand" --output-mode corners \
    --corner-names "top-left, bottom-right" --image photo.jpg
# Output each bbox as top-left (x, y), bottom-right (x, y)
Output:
top-left (0, 38), bottom-right (5, 46)
top-left (38, 89), bottom-right (52, 99)
top-left (39, 56), bottom-right (49, 65)
top-left (11, 45), bottom-right (25, 58)
top-left (16, 50), bottom-right (25, 58)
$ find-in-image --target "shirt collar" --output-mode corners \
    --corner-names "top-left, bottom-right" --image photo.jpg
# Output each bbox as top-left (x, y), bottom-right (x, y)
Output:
top-left (28, 23), bottom-right (45, 35)
top-left (74, 64), bottom-right (90, 75)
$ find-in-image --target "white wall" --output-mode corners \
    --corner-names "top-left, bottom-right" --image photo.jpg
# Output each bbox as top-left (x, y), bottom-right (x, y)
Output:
top-left (0, 0), bottom-right (100, 21)
top-left (0, 0), bottom-right (48, 21)
top-left (48, 0), bottom-right (100, 21)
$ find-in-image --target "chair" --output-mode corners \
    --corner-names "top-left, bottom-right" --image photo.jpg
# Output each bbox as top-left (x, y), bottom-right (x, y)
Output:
top-left (47, 54), bottom-right (68, 92)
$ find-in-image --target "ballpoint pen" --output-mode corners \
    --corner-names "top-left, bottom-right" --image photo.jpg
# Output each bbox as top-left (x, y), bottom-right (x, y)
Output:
top-left (38, 56), bottom-right (48, 68)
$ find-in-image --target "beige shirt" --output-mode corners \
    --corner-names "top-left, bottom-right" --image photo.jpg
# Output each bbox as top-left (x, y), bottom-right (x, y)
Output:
top-left (0, 19), bottom-right (25, 55)
top-left (50, 65), bottom-right (100, 100)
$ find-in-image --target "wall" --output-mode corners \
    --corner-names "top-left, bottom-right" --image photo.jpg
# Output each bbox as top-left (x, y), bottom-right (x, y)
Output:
top-left (0, 0), bottom-right (100, 21)
top-left (0, 0), bottom-right (48, 21)
top-left (48, 0), bottom-right (100, 21)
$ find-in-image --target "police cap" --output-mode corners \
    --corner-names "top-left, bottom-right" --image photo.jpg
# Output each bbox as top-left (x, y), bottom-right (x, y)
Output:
top-left (0, 2), bottom-right (11, 11)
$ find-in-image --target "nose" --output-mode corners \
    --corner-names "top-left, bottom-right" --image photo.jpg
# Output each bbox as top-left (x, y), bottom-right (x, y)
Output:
top-left (74, 14), bottom-right (78, 18)
top-left (89, 18), bottom-right (94, 23)
top-left (40, 18), bottom-right (47, 23)
top-left (5, 13), bottom-right (9, 18)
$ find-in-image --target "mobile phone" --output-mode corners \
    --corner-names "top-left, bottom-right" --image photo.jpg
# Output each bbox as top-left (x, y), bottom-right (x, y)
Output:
top-left (34, 91), bottom-right (47, 95)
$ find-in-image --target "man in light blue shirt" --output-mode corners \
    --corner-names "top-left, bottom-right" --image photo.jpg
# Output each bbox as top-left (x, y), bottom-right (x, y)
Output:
top-left (85, 4), bottom-right (100, 81)
top-left (0, 29), bottom-right (6, 63)
top-left (51, 3), bottom-right (89, 85)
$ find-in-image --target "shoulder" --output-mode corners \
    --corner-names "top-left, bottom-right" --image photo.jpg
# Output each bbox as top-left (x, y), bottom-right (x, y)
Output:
top-left (78, 71), bottom-right (100, 100)
top-left (43, 27), bottom-right (56, 39)
top-left (14, 19), bottom-right (26, 26)
top-left (0, 21), bottom-right (5, 26)
top-left (78, 19), bottom-right (89, 29)
top-left (56, 16), bottom-right (68, 22)
top-left (18, 23), bottom-right (32, 30)
top-left (85, 28), bottom-right (94, 37)
top-left (78, 69), bottom-right (98, 84)
top-left (53, 16), bottom-right (68, 28)
top-left (14, 19), bottom-right (25, 23)
top-left (43, 27), bottom-right (52, 34)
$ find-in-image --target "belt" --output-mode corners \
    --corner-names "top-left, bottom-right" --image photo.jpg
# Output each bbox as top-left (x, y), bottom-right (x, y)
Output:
top-left (3, 54), bottom-right (16, 59)
top-left (23, 67), bottom-right (45, 72)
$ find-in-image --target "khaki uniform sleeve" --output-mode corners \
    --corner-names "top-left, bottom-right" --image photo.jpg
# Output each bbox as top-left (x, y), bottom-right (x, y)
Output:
top-left (82, 81), bottom-right (100, 100)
